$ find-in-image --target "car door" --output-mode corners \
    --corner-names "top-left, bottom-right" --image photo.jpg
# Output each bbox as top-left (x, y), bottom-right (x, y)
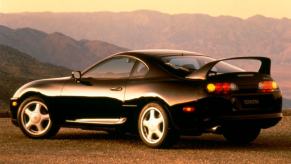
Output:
top-left (60, 56), bottom-right (136, 119)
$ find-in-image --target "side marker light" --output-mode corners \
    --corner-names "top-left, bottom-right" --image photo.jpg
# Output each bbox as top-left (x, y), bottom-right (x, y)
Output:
top-left (183, 106), bottom-right (196, 113)
top-left (12, 101), bottom-right (17, 107)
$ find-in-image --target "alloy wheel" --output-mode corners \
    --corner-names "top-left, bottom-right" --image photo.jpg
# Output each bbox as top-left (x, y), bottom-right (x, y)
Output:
top-left (20, 100), bottom-right (51, 136)
top-left (140, 106), bottom-right (165, 144)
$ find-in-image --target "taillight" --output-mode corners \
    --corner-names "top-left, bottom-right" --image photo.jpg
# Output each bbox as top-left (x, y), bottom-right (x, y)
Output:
top-left (258, 81), bottom-right (278, 92)
top-left (206, 82), bottom-right (237, 94)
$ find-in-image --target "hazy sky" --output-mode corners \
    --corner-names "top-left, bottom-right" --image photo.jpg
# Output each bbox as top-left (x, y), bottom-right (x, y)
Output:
top-left (1, 0), bottom-right (291, 18)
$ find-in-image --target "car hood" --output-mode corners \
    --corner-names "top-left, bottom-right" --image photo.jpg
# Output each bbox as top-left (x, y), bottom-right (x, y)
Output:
top-left (12, 76), bottom-right (71, 99)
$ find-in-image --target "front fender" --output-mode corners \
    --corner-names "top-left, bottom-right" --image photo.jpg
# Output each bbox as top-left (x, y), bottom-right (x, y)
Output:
top-left (12, 77), bottom-right (70, 99)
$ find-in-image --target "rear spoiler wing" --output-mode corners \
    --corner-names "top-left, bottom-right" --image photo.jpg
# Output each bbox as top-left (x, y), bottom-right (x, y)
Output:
top-left (186, 56), bottom-right (271, 80)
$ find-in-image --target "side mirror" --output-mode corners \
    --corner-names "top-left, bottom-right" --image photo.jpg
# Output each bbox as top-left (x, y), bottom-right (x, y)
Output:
top-left (72, 71), bottom-right (81, 81)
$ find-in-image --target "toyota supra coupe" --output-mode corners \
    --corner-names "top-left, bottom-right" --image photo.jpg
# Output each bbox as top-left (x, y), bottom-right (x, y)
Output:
top-left (10, 50), bottom-right (282, 148)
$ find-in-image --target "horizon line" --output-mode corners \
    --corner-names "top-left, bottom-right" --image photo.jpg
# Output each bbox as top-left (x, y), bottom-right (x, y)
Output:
top-left (1, 9), bottom-right (291, 20)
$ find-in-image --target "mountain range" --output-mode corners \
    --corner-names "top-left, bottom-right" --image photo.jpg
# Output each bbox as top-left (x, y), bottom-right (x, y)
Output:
top-left (1, 11), bottom-right (291, 99)
top-left (0, 10), bottom-right (290, 107)
top-left (0, 42), bottom-right (290, 112)
top-left (0, 44), bottom-right (70, 111)
top-left (1, 10), bottom-right (291, 64)
top-left (0, 25), bottom-right (127, 70)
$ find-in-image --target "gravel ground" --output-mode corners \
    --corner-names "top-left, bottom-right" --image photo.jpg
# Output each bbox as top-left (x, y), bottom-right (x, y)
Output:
top-left (0, 117), bottom-right (290, 163)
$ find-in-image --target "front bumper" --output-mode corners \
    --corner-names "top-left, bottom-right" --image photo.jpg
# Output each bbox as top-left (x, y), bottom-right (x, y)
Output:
top-left (10, 98), bottom-right (19, 126)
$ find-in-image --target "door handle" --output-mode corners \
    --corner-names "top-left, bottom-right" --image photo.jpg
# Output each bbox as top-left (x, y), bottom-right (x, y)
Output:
top-left (110, 87), bottom-right (123, 91)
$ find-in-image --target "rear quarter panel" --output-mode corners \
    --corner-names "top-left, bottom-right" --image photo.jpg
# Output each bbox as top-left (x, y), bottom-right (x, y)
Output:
top-left (124, 78), bottom-right (206, 107)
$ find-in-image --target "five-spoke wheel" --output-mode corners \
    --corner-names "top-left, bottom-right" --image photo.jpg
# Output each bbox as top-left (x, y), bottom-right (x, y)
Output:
top-left (17, 97), bottom-right (60, 138)
top-left (138, 102), bottom-right (178, 148)
top-left (141, 107), bottom-right (165, 144)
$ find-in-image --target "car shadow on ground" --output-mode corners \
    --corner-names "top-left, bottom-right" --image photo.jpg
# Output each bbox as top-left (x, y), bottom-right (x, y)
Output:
top-left (173, 134), bottom-right (291, 151)
top-left (52, 128), bottom-right (291, 151)
top-left (54, 128), bottom-right (137, 139)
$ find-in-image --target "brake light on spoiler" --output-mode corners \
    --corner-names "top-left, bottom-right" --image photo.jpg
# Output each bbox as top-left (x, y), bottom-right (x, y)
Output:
top-left (258, 81), bottom-right (278, 93)
top-left (206, 83), bottom-right (238, 94)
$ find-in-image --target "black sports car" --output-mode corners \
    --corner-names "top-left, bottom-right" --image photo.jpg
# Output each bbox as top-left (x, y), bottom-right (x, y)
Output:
top-left (10, 50), bottom-right (282, 148)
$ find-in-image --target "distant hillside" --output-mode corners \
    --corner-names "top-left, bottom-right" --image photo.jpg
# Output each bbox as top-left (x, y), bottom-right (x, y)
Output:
top-left (283, 99), bottom-right (291, 109)
top-left (1, 11), bottom-right (291, 63)
top-left (1, 11), bottom-right (291, 99)
top-left (0, 25), bottom-right (127, 70)
top-left (0, 45), bottom-right (290, 111)
top-left (0, 45), bottom-right (70, 112)
top-left (1, 10), bottom-right (291, 101)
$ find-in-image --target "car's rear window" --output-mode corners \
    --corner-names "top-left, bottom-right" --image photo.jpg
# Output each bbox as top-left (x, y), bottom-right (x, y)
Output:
top-left (161, 56), bottom-right (245, 76)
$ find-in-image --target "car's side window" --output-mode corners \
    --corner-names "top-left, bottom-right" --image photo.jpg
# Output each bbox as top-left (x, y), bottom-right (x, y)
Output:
top-left (83, 57), bottom-right (135, 79)
top-left (131, 61), bottom-right (149, 78)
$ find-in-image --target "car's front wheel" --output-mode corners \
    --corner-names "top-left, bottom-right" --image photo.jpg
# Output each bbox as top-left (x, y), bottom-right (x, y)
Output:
top-left (17, 97), bottom-right (60, 138)
top-left (222, 125), bottom-right (261, 144)
top-left (138, 102), bottom-right (178, 148)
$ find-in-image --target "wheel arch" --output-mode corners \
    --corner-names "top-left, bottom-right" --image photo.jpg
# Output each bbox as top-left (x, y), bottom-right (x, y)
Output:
top-left (18, 92), bottom-right (49, 105)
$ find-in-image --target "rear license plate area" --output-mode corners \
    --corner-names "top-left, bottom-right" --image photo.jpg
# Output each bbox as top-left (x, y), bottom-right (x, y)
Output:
top-left (232, 95), bottom-right (273, 111)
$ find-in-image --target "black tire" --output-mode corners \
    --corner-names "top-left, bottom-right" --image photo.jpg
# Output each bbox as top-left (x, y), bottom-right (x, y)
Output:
top-left (17, 96), bottom-right (60, 138)
top-left (138, 102), bottom-right (179, 148)
top-left (222, 125), bottom-right (261, 145)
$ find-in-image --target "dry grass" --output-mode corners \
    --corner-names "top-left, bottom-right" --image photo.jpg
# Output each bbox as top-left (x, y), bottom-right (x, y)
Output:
top-left (0, 117), bottom-right (291, 163)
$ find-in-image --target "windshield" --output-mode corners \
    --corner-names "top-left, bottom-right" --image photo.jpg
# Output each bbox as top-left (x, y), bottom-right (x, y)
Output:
top-left (161, 56), bottom-right (245, 76)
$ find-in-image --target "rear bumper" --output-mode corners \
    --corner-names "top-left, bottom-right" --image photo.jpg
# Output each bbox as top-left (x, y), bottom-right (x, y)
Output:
top-left (170, 90), bottom-right (282, 132)
top-left (218, 112), bottom-right (283, 121)
top-left (216, 112), bottom-right (283, 129)
top-left (171, 111), bottom-right (283, 132)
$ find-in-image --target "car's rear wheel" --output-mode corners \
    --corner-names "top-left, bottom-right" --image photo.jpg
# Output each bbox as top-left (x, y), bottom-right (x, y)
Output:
top-left (222, 125), bottom-right (261, 144)
top-left (17, 97), bottom-right (60, 138)
top-left (138, 102), bottom-right (178, 148)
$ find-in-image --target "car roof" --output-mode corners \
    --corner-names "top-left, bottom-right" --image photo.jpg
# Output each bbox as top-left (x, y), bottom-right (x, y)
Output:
top-left (82, 49), bottom-right (210, 77)
top-left (116, 49), bottom-right (205, 58)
